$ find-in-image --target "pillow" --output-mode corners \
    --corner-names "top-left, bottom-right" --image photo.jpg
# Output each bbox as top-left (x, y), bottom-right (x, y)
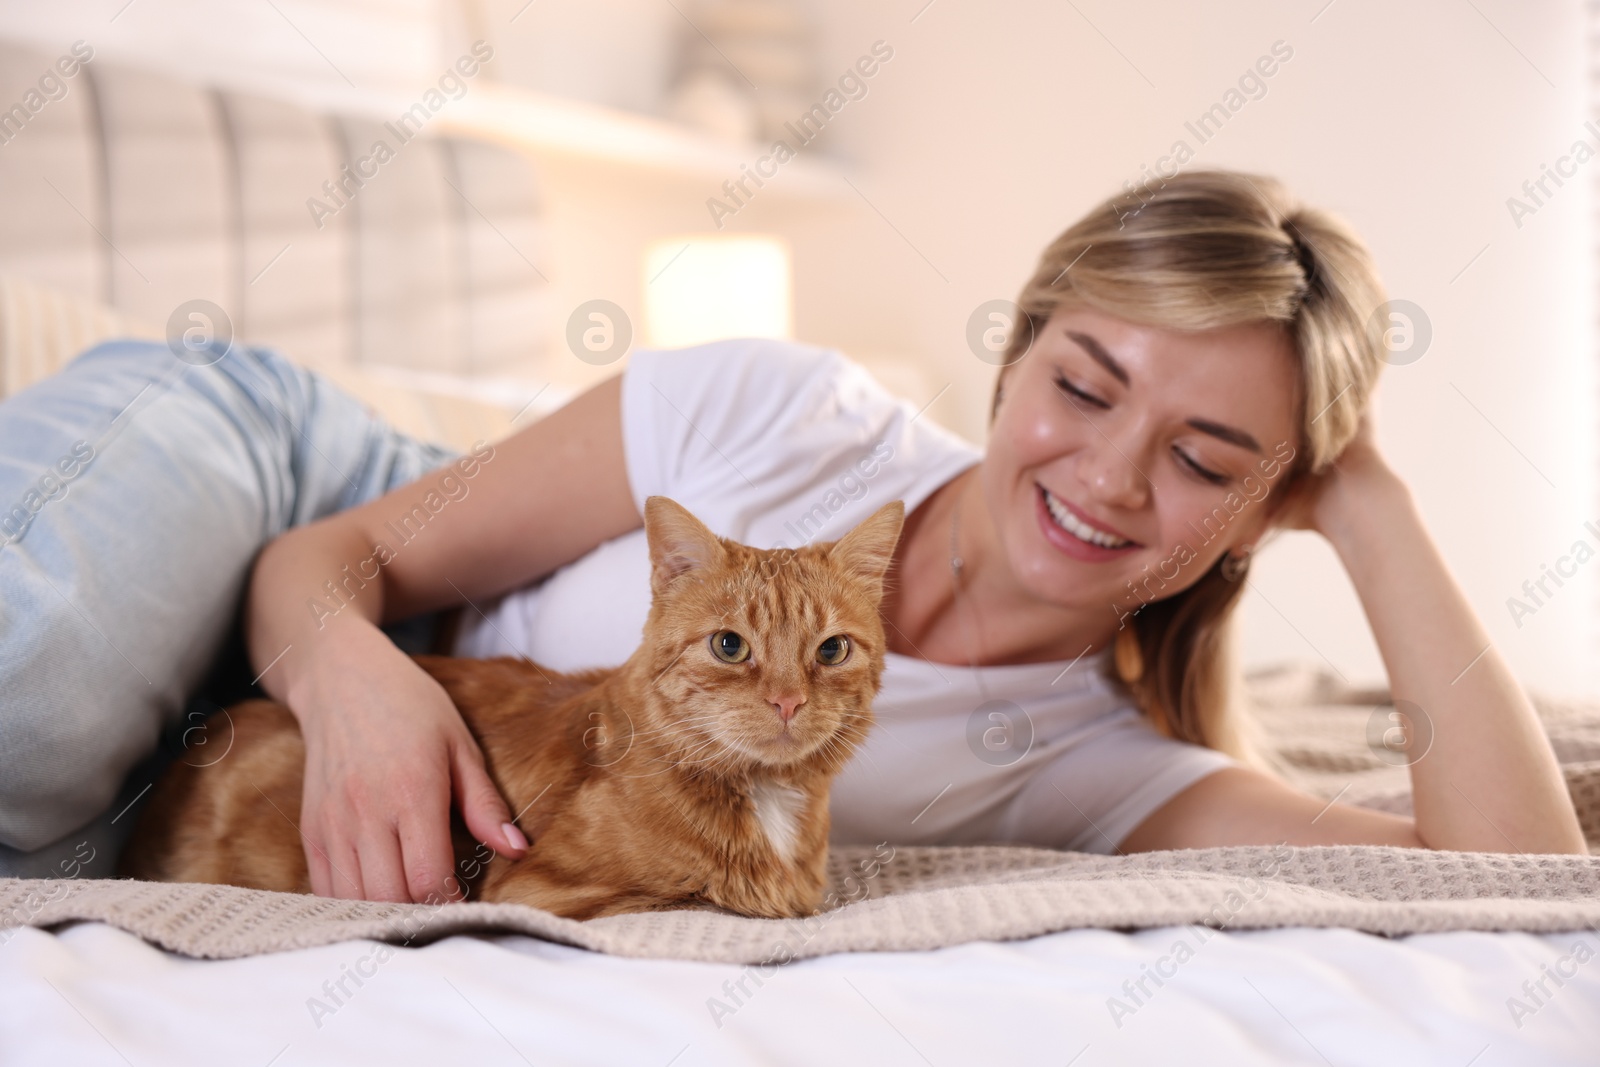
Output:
top-left (0, 274), bottom-right (160, 396)
top-left (0, 274), bottom-right (522, 450)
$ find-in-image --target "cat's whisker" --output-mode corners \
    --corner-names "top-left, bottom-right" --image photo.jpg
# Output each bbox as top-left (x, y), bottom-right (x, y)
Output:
top-left (627, 709), bottom-right (726, 732)
top-left (629, 717), bottom-right (724, 739)
top-left (633, 716), bottom-right (726, 744)
top-left (630, 725), bottom-right (732, 766)
top-left (613, 744), bottom-right (740, 778)
top-left (629, 715), bottom-right (716, 730)
top-left (624, 723), bottom-right (716, 745)
top-left (661, 736), bottom-right (726, 764)
top-left (674, 748), bottom-right (741, 768)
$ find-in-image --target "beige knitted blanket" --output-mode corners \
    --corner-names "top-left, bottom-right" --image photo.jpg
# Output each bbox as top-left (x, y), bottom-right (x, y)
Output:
top-left (5, 665), bottom-right (1600, 963)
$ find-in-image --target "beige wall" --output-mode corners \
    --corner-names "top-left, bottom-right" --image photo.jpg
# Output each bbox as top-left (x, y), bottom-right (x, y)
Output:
top-left (0, 0), bottom-right (1594, 695)
top-left (792, 0), bottom-right (1596, 697)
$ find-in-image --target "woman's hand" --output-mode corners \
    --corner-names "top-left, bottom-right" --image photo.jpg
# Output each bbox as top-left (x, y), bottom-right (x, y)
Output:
top-left (1132, 402), bottom-right (1585, 854)
top-left (1272, 410), bottom-right (1406, 540)
top-left (1253, 406), bottom-right (1584, 854)
top-left (287, 619), bottom-right (528, 903)
top-left (244, 373), bottom-right (639, 899)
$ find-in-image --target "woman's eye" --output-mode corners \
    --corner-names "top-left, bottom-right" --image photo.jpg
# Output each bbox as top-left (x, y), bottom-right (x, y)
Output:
top-left (816, 635), bottom-right (851, 666)
top-left (1175, 447), bottom-right (1229, 486)
top-left (710, 631), bottom-right (750, 663)
top-left (1054, 373), bottom-right (1107, 408)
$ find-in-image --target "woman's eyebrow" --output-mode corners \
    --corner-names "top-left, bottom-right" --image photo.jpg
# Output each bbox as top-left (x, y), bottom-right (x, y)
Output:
top-left (1065, 330), bottom-right (1129, 387)
top-left (1186, 418), bottom-right (1262, 454)
top-left (1065, 329), bottom-right (1263, 454)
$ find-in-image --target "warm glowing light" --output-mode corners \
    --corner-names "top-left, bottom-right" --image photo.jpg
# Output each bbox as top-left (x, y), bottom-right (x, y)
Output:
top-left (642, 235), bottom-right (792, 347)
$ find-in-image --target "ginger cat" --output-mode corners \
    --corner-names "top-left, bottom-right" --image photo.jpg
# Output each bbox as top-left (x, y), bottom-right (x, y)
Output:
top-left (120, 496), bottom-right (905, 921)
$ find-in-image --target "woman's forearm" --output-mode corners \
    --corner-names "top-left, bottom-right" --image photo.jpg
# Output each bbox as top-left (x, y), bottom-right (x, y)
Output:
top-left (245, 521), bottom-right (392, 711)
top-left (1323, 469), bottom-right (1585, 853)
top-left (241, 506), bottom-right (530, 900)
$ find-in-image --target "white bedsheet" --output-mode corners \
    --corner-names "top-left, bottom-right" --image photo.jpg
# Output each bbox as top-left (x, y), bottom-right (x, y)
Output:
top-left (3, 922), bottom-right (1597, 1066)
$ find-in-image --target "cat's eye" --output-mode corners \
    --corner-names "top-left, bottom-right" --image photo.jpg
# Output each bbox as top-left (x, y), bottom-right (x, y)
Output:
top-left (709, 630), bottom-right (750, 664)
top-left (816, 635), bottom-right (851, 666)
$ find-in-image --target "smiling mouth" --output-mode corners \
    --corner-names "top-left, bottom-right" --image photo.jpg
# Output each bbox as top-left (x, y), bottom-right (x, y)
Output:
top-left (1039, 484), bottom-right (1137, 549)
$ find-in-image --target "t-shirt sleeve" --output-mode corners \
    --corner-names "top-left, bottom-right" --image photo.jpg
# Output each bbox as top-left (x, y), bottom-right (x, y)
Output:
top-left (619, 338), bottom-right (871, 521)
top-left (1008, 712), bottom-right (1240, 854)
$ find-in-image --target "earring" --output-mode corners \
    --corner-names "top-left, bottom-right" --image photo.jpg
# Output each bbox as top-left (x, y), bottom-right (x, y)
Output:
top-left (1114, 624), bottom-right (1144, 683)
top-left (1221, 543), bottom-right (1254, 582)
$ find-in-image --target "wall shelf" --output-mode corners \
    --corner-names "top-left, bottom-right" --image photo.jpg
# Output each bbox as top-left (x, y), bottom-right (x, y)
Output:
top-left (436, 83), bottom-right (851, 198)
top-left (63, 44), bottom-right (853, 199)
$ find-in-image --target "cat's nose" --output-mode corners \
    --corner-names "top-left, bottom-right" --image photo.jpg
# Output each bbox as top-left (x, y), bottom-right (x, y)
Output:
top-left (769, 694), bottom-right (806, 723)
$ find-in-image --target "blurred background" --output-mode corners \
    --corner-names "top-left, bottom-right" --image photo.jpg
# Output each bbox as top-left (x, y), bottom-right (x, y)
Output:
top-left (0, 0), bottom-right (1591, 696)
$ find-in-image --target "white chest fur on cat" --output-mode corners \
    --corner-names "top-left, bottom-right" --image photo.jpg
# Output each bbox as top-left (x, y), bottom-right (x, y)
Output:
top-left (749, 780), bottom-right (807, 860)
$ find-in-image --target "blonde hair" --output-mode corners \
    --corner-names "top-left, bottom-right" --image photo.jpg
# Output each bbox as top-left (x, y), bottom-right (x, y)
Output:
top-left (992, 169), bottom-right (1387, 762)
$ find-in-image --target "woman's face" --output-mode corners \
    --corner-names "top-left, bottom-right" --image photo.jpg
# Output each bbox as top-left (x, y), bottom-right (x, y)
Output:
top-left (982, 303), bottom-right (1304, 619)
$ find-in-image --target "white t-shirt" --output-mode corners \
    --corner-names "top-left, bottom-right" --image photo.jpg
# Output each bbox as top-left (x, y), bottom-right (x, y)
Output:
top-left (453, 338), bottom-right (1236, 853)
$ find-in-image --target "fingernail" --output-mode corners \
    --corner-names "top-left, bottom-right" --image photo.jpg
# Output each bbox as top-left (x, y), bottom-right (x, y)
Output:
top-left (502, 821), bottom-right (529, 852)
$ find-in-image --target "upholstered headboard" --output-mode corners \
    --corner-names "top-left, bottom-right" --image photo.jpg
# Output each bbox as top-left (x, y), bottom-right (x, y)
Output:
top-left (0, 39), bottom-right (551, 378)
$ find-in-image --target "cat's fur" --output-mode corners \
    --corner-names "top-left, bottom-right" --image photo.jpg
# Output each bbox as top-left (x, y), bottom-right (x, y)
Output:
top-left (119, 495), bottom-right (905, 920)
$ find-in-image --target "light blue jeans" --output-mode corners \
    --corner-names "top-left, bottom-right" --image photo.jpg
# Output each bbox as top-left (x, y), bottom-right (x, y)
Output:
top-left (0, 339), bottom-right (454, 878)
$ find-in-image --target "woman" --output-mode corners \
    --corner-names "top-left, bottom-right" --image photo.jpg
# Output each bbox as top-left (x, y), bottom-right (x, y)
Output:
top-left (236, 167), bottom-right (1587, 902)
top-left (0, 169), bottom-right (1584, 895)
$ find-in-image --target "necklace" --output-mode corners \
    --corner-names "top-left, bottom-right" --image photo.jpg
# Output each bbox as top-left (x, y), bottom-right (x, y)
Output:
top-left (949, 483), bottom-right (1105, 686)
top-left (948, 485), bottom-right (992, 701)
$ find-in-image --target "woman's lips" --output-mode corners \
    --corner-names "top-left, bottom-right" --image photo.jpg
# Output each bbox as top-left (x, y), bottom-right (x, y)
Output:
top-left (1034, 483), bottom-right (1140, 562)
top-left (1045, 484), bottom-right (1137, 542)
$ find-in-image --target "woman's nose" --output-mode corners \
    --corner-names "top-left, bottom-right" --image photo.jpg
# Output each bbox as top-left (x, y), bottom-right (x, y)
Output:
top-left (1080, 437), bottom-right (1150, 509)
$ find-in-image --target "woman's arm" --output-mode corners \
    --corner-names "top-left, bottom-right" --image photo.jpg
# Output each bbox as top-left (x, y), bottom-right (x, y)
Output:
top-left (1122, 420), bottom-right (1586, 855)
top-left (246, 373), bottom-right (643, 903)
top-left (1312, 451), bottom-right (1584, 852)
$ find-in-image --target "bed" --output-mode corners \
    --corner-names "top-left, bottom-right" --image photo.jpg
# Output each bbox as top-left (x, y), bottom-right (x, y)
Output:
top-left (5, 665), bottom-right (1600, 1065)
top-left (1, 39), bottom-right (1598, 1067)
top-left (6, 922), bottom-right (1596, 1066)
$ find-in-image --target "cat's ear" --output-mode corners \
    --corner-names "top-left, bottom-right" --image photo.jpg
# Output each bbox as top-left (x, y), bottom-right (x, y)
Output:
top-left (827, 500), bottom-right (905, 594)
top-left (644, 496), bottom-right (726, 595)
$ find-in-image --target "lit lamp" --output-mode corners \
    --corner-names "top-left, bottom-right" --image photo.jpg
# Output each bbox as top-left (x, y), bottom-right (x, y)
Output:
top-left (642, 235), bottom-right (792, 348)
